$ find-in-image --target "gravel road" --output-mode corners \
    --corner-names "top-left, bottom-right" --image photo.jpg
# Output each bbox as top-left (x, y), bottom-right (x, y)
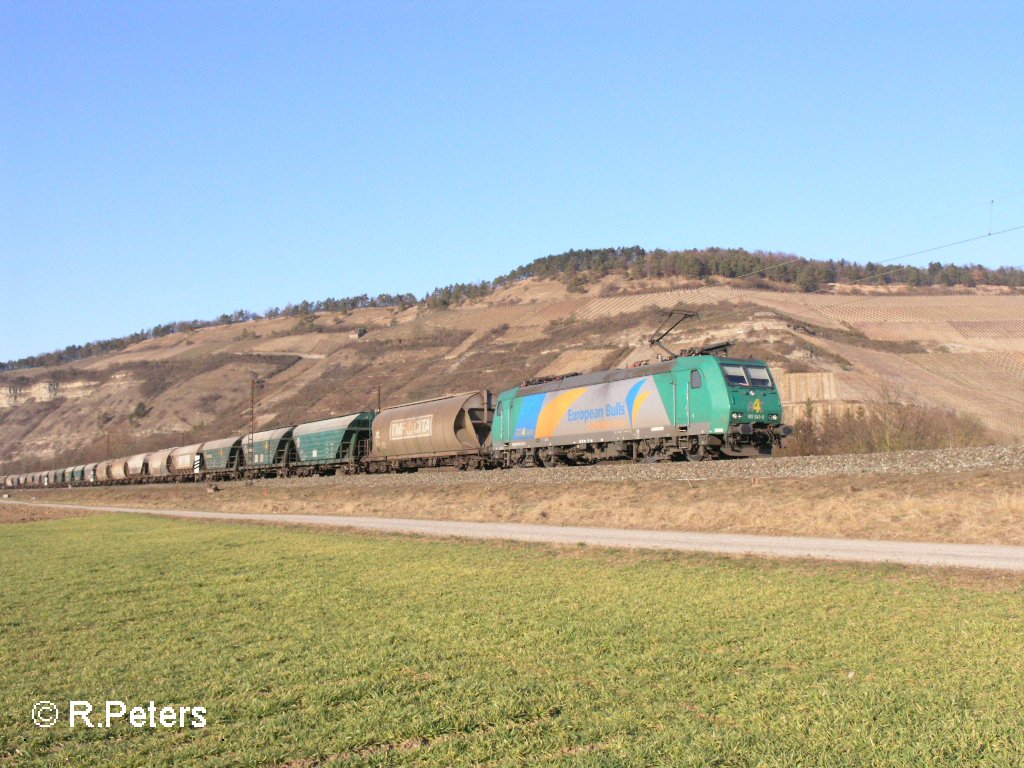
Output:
top-left (4, 498), bottom-right (1024, 572)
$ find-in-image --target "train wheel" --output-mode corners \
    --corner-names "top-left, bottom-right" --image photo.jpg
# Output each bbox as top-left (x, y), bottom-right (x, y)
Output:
top-left (685, 443), bottom-right (706, 462)
top-left (540, 448), bottom-right (563, 467)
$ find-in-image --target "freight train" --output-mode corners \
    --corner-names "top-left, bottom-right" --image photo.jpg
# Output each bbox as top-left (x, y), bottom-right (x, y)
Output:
top-left (2, 352), bottom-right (791, 489)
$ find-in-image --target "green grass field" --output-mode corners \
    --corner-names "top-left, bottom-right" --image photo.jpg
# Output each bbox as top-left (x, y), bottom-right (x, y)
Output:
top-left (2, 515), bottom-right (1022, 767)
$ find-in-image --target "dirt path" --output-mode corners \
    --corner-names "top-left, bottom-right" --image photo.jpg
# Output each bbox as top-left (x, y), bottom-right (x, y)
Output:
top-left (5, 499), bottom-right (1024, 572)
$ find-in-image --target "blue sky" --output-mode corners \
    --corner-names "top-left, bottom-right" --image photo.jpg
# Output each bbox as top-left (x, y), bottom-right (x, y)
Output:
top-left (2, 1), bottom-right (1023, 361)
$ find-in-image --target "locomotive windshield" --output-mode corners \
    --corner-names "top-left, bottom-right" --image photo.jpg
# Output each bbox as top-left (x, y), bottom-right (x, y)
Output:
top-left (721, 364), bottom-right (749, 385)
top-left (721, 363), bottom-right (775, 388)
top-left (745, 366), bottom-right (773, 388)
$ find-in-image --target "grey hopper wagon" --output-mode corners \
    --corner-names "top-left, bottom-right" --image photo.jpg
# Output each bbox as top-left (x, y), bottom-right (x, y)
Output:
top-left (109, 458), bottom-right (130, 481)
top-left (366, 391), bottom-right (493, 471)
top-left (146, 448), bottom-right (176, 479)
top-left (169, 443), bottom-right (205, 477)
top-left (95, 461), bottom-right (113, 483)
top-left (125, 453), bottom-right (149, 479)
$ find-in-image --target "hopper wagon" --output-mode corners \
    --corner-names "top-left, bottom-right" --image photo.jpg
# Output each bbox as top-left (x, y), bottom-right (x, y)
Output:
top-left (169, 443), bottom-right (204, 479)
top-left (291, 412), bottom-right (374, 476)
top-left (200, 436), bottom-right (244, 481)
top-left (144, 448), bottom-right (176, 481)
top-left (95, 460), bottom-right (113, 483)
top-left (365, 391), bottom-right (493, 471)
top-left (240, 427), bottom-right (296, 479)
top-left (109, 458), bottom-right (129, 483)
top-left (125, 453), bottom-right (149, 481)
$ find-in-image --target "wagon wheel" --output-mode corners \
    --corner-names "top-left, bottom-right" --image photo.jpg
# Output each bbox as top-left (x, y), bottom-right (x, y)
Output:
top-left (542, 447), bottom-right (564, 466)
top-left (684, 443), bottom-right (707, 462)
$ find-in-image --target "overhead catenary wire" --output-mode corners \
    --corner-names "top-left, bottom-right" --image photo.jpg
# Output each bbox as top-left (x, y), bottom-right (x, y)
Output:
top-left (690, 191), bottom-right (1024, 288)
top-left (667, 228), bottom-right (1024, 410)
top-left (262, 223), bottom-right (1024, 416)
top-left (662, 222), bottom-right (1024, 337)
top-left (79, 212), bottom-right (1024, 439)
top-left (11, 205), bottom-right (1024, 472)
top-left (823, 188), bottom-right (1024, 254)
top-left (664, 284), bottom-right (1024, 411)
top-left (631, 195), bottom-right (1024, 289)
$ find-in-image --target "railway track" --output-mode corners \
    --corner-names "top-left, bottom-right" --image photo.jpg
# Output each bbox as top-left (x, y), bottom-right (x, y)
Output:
top-left (215, 444), bottom-right (1024, 492)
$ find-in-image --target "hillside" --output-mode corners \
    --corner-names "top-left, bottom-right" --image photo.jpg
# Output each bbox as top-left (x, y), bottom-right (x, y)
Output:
top-left (3, 274), bottom-right (1024, 472)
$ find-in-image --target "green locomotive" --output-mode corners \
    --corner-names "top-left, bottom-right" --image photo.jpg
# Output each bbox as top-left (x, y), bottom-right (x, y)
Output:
top-left (491, 355), bottom-right (790, 464)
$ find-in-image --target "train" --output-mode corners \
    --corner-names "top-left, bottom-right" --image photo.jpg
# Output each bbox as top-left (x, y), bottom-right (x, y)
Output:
top-left (2, 351), bottom-right (791, 488)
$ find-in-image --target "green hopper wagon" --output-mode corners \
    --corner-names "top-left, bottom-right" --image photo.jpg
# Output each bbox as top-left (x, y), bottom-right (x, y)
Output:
top-left (292, 412), bottom-right (374, 474)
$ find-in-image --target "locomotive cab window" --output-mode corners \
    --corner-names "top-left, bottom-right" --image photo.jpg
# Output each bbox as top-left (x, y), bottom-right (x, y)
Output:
top-left (744, 366), bottom-right (773, 388)
top-left (721, 364), bottom-right (749, 386)
top-left (690, 370), bottom-right (702, 389)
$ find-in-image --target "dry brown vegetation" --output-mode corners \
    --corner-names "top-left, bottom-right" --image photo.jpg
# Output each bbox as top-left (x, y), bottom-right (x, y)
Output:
top-left (15, 467), bottom-right (1024, 546)
top-left (781, 399), bottom-right (992, 456)
top-left (0, 502), bottom-right (99, 524)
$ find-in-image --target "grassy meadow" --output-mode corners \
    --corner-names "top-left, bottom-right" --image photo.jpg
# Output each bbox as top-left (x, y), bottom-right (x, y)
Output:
top-left (1, 514), bottom-right (1023, 766)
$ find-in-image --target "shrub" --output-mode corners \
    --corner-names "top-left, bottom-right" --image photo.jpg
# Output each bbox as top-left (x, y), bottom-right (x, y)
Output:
top-left (781, 387), bottom-right (993, 456)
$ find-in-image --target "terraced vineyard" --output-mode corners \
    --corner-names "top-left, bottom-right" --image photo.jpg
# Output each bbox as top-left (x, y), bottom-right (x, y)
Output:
top-left (4, 277), bottom-right (1024, 470)
top-left (900, 352), bottom-right (1024, 432)
top-left (949, 319), bottom-right (1024, 339)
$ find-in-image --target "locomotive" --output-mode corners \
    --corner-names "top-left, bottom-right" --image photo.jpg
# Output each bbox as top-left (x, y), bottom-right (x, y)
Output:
top-left (3, 351), bottom-right (790, 488)
top-left (493, 353), bottom-right (788, 465)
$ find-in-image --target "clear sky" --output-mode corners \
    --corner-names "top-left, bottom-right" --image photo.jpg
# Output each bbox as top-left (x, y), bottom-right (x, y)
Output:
top-left (2, 1), bottom-right (1023, 361)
